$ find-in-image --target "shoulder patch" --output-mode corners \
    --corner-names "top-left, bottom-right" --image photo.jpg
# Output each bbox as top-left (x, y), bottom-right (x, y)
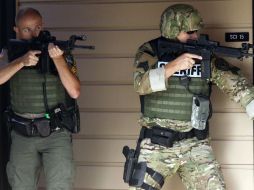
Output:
top-left (215, 58), bottom-right (230, 71)
top-left (137, 61), bottom-right (149, 72)
top-left (215, 58), bottom-right (240, 75)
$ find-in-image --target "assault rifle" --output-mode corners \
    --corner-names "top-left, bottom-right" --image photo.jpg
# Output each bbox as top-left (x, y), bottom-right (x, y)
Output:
top-left (157, 34), bottom-right (253, 79)
top-left (7, 30), bottom-right (95, 74)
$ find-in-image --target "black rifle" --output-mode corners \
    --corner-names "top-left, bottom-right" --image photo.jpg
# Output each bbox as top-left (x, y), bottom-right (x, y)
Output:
top-left (7, 30), bottom-right (95, 74)
top-left (157, 34), bottom-right (253, 79)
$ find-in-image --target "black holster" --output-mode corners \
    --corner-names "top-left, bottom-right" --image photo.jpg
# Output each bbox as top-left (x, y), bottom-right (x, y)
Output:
top-left (122, 146), bottom-right (154, 189)
top-left (48, 103), bottom-right (80, 133)
top-left (122, 129), bottom-right (165, 190)
top-left (122, 146), bottom-right (137, 183)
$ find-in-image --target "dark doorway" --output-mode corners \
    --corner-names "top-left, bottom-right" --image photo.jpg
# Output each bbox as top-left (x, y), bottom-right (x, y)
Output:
top-left (0, 0), bottom-right (16, 189)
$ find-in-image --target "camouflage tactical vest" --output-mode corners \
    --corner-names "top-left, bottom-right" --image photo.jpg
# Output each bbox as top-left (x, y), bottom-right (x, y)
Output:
top-left (10, 69), bottom-right (66, 114)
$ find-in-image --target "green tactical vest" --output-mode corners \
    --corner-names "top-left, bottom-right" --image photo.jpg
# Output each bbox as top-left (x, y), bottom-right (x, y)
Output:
top-left (10, 69), bottom-right (66, 114)
top-left (143, 77), bottom-right (210, 121)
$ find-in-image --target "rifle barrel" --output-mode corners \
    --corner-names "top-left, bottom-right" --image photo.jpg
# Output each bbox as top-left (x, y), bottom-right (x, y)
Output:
top-left (74, 45), bottom-right (95, 49)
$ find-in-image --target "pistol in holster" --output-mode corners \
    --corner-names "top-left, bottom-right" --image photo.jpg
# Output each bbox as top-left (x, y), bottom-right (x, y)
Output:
top-left (122, 146), bottom-right (137, 183)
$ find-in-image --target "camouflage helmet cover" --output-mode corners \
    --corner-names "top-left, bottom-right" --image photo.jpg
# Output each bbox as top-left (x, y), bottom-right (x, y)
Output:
top-left (160, 4), bottom-right (204, 39)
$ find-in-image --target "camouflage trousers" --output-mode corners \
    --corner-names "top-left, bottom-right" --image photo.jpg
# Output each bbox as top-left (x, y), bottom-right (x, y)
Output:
top-left (129, 137), bottom-right (226, 190)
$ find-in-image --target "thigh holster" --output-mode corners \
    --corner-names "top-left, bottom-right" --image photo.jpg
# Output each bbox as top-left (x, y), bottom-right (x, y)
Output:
top-left (122, 146), bottom-right (164, 190)
top-left (122, 125), bottom-right (208, 189)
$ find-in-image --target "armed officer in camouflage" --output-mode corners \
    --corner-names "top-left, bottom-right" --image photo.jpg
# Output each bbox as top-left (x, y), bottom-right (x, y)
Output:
top-left (0, 8), bottom-right (80, 190)
top-left (124, 4), bottom-right (254, 190)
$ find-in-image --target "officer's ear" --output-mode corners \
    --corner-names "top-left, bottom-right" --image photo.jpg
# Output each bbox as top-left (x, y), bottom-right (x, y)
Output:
top-left (13, 26), bottom-right (19, 34)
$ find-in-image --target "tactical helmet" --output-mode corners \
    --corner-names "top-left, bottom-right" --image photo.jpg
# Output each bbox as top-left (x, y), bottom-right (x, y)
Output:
top-left (160, 4), bottom-right (204, 39)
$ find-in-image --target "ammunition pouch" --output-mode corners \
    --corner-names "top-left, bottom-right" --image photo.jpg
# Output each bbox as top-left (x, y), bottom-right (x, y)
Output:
top-left (5, 109), bottom-right (52, 137)
top-left (191, 95), bottom-right (210, 130)
top-left (48, 103), bottom-right (80, 133)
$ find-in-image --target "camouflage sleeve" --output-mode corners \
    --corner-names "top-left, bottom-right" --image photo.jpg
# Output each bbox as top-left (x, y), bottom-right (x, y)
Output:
top-left (211, 57), bottom-right (254, 108)
top-left (134, 42), bottom-right (167, 95)
top-left (64, 52), bottom-right (78, 76)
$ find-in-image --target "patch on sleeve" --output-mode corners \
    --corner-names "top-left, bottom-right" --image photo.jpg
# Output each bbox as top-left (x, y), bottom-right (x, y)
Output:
top-left (215, 58), bottom-right (240, 75)
top-left (137, 61), bottom-right (149, 71)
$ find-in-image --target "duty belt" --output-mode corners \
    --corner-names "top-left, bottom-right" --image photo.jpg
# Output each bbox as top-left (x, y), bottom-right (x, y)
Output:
top-left (140, 125), bottom-right (208, 147)
top-left (5, 109), bottom-right (60, 137)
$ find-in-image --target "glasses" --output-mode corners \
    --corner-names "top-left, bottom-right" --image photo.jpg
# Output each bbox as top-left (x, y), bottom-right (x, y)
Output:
top-left (186, 30), bottom-right (198, 35)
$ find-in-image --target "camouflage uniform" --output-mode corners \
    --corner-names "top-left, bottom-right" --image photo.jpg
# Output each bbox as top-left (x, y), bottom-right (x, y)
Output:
top-left (129, 4), bottom-right (254, 190)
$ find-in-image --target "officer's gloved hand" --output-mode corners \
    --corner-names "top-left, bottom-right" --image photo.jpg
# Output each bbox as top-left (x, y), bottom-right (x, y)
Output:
top-left (246, 99), bottom-right (254, 120)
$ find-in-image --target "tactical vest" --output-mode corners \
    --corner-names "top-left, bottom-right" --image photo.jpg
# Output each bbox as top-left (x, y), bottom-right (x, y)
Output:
top-left (143, 77), bottom-right (210, 121)
top-left (10, 69), bottom-right (66, 114)
top-left (141, 37), bottom-right (211, 121)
